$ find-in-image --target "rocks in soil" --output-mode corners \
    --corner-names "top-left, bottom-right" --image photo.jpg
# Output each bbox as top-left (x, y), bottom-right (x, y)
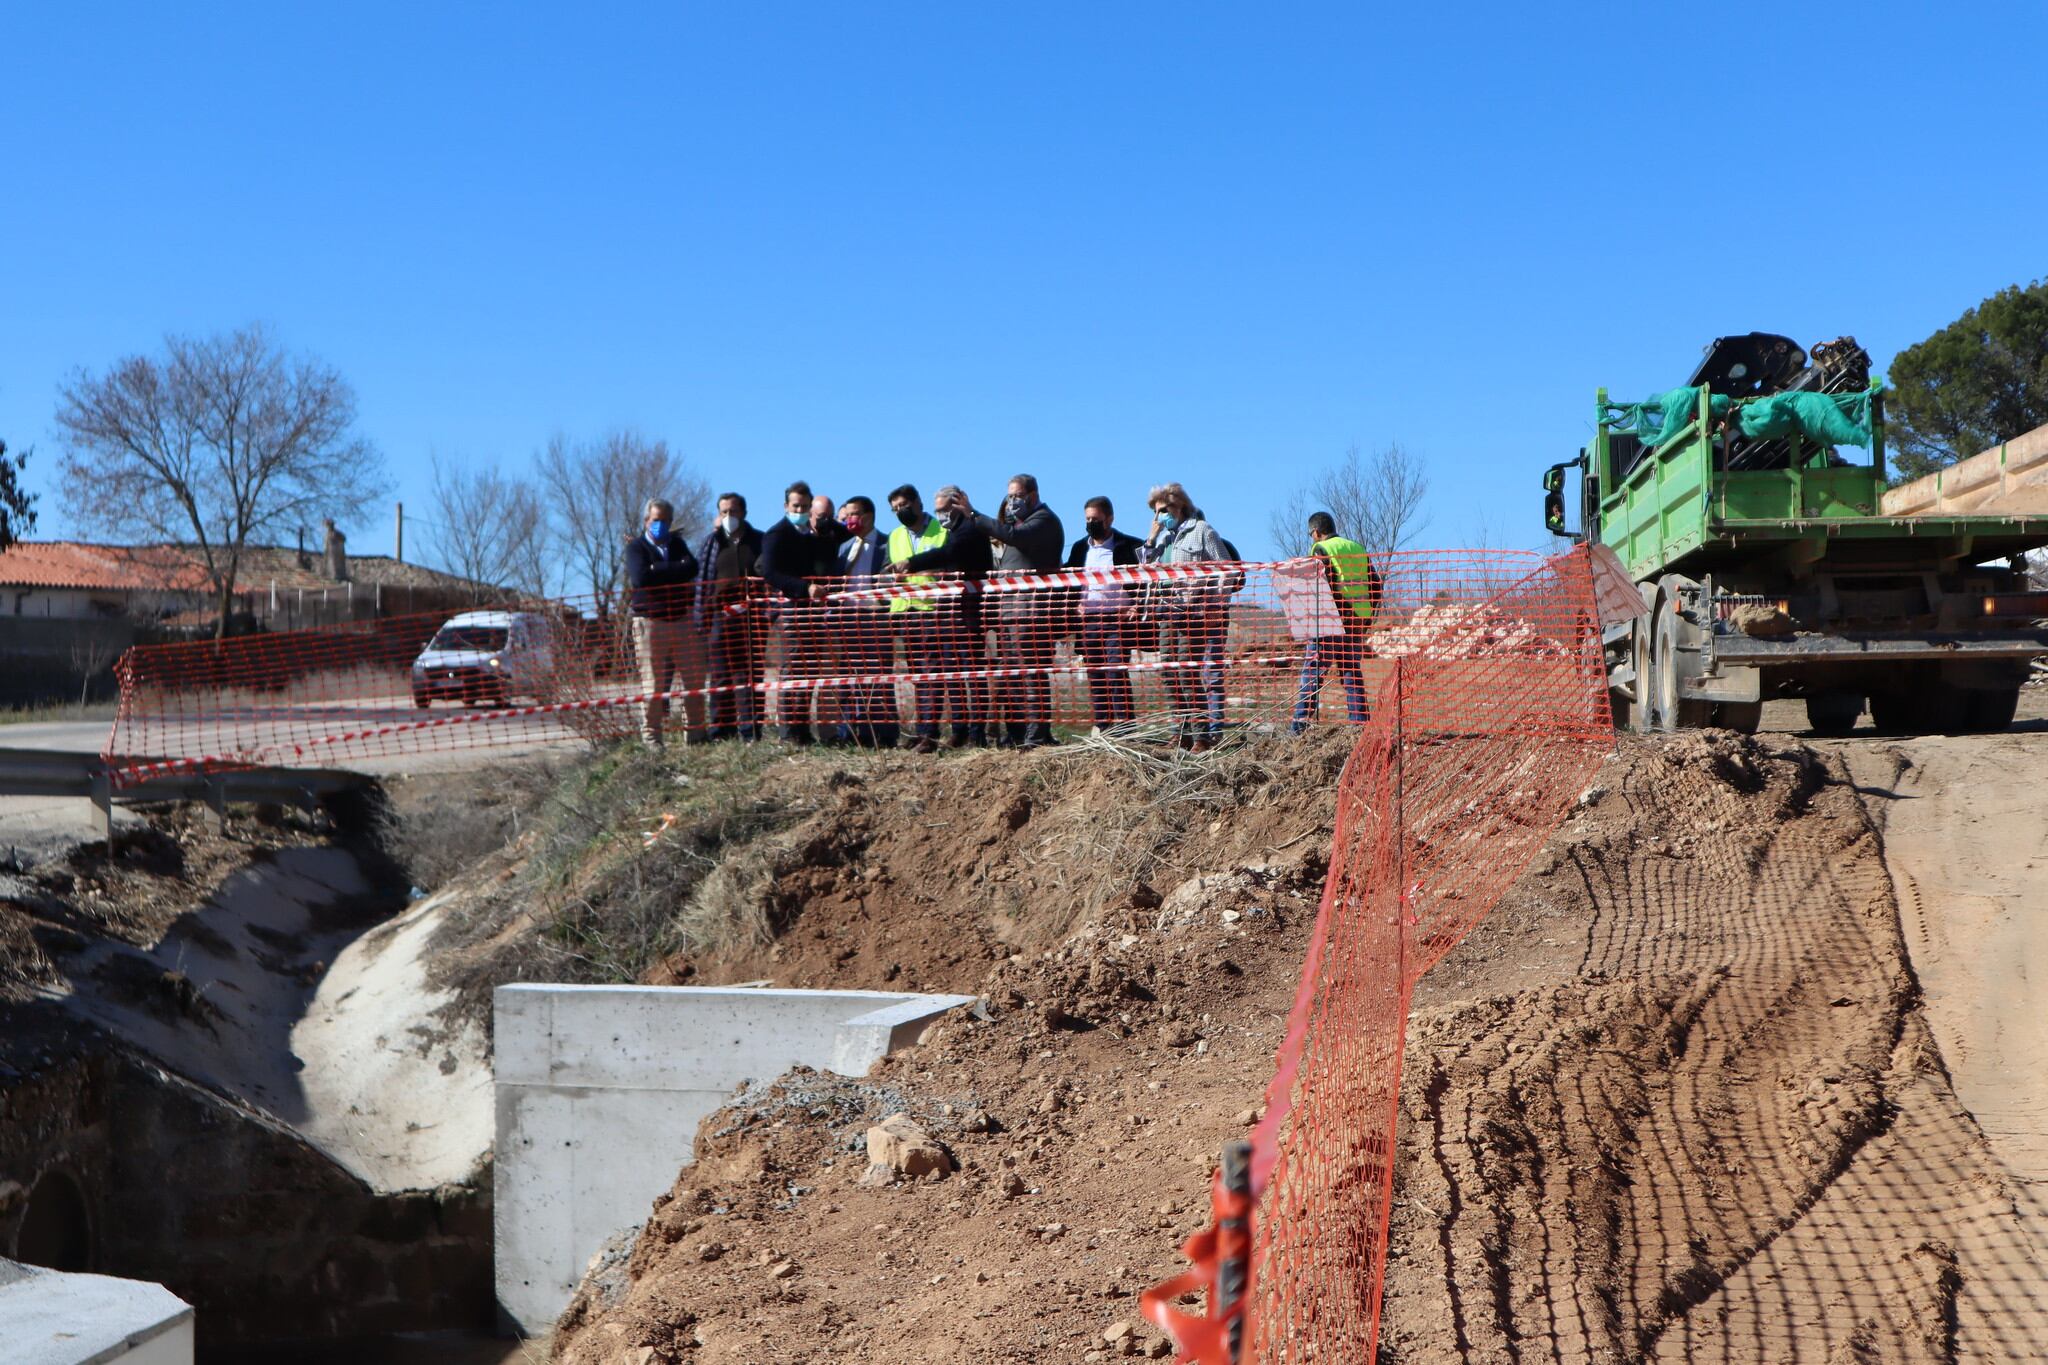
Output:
top-left (861, 1114), bottom-right (953, 1183)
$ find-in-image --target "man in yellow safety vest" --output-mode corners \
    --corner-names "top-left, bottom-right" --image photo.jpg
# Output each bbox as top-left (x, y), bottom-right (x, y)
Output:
top-left (1290, 511), bottom-right (1379, 733)
top-left (885, 483), bottom-right (991, 751)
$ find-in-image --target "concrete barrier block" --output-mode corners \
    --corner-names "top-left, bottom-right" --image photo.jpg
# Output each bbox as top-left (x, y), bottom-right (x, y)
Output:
top-left (0, 1258), bottom-right (194, 1365)
top-left (492, 984), bottom-right (974, 1335)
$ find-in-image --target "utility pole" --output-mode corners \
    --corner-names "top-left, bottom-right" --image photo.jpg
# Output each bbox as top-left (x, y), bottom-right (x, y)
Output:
top-left (395, 502), bottom-right (405, 563)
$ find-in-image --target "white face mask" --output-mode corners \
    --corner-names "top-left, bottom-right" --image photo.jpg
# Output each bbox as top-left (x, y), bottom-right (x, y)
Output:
top-left (719, 513), bottom-right (740, 536)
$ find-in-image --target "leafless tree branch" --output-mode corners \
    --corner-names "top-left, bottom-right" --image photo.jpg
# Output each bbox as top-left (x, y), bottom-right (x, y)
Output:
top-left (54, 324), bottom-right (385, 636)
top-left (1267, 442), bottom-right (1430, 557)
top-left (534, 429), bottom-right (709, 616)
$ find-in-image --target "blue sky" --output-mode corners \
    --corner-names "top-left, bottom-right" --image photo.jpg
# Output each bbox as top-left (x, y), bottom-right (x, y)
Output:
top-left (3, 3), bottom-right (2043, 568)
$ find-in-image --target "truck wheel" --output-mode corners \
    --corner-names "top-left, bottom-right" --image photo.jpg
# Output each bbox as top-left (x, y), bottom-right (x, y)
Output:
top-left (1965, 687), bottom-right (2020, 732)
top-left (1804, 690), bottom-right (1863, 737)
top-left (1868, 691), bottom-right (1913, 734)
top-left (1715, 701), bottom-right (1762, 734)
top-left (1652, 592), bottom-right (1713, 731)
top-left (1628, 615), bottom-right (1657, 734)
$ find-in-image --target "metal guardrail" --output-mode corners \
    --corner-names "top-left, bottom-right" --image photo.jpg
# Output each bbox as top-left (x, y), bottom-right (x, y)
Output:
top-left (0, 747), bottom-right (371, 839)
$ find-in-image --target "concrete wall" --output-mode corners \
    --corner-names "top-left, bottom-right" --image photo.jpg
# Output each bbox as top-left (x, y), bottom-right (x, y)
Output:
top-left (0, 1257), bottom-right (194, 1365)
top-left (0, 1043), bottom-right (491, 1350)
top-left (494, 984), bottom-right (973, 1334)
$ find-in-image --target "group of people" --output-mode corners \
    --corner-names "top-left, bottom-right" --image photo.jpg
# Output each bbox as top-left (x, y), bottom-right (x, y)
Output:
top-left (622, 474), bottom-right (1378, 754)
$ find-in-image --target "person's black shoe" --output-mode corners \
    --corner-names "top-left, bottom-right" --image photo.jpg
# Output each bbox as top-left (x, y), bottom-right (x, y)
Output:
top-left (778, 726), bottom-right (814, 745)
top-left (1030, 723), bottom-right (1059, 747)
top-left (908, 736), bottom-right (939, 755)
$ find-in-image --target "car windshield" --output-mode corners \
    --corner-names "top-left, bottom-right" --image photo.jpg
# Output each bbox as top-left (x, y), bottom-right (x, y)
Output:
top-left (429, 625), bottom-right (508, 653)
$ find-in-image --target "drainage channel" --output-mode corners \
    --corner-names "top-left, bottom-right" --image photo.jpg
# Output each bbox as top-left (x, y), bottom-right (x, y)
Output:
top-left (3, 836), bottom-right (973, 1358)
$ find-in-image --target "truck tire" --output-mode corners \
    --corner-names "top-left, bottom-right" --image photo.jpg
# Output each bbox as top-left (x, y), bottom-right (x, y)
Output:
top-left (1651, 589), bottom-right (1713, 732)
top-left (1965, 687), bottom-right (2020, 732)
top-left (1868, 690), bottom-right (1914, 734)
top-left (1628, 615), bottom-right (1657, 735)
top-left (1804, 690), bottom-right (1863, 737)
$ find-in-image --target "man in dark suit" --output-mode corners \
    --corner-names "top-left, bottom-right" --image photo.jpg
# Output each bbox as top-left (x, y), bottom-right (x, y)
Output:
top-left (694, 491), bottom-right (764, 740)
top-left (760, 481), bottom-right (850, 743)
top-left (826, 495), bottom-right (899, 748)
top-left (1063, 495), bottom-right (1146, 729)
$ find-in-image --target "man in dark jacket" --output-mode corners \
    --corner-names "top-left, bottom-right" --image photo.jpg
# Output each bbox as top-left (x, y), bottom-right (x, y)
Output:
top-left (889, 483), bottom-right (993, 749)
top-left (694, 491), bottom-right (764, 740)
top-left (826, 495), bottom-right (899, 749)
top-left (622, 497), bottom-right (702, 747)
top-left (1063, 495), bottom-right (1145, 730)
top-left (758, 481), bottom-right (850, 743)
top-left (975, 473), bottom-right (1065, 748)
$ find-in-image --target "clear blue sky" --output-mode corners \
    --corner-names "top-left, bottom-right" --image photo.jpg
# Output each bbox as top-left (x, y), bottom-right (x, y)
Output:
top-left (4, 3), bottom-right (2042, 568)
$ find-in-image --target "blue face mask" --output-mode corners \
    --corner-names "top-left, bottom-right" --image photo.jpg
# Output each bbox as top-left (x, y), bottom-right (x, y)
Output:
top-left (1158, 513), bottom-right (1180, 533)
top-left (788, 511), bottom-right (806, 528)
top-left (648, 519), bottom-right (668, 539)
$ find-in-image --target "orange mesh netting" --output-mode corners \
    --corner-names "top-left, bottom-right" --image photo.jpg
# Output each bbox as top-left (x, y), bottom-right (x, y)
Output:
top-left (1143, 545), bottom-right (1627, 1362)
top-left (100, 552), bottom-right (1563, 781)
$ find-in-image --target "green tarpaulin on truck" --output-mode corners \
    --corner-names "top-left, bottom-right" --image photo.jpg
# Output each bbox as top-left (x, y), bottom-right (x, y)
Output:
top-left (1605, 387), bottom-right (1874, 449)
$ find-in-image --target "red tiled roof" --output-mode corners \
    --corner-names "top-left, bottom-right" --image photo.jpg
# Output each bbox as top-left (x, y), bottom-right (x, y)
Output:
top-left (0, 542), bottom-right (216, 593)
top-left (0, 541), bottom-right (490, 595)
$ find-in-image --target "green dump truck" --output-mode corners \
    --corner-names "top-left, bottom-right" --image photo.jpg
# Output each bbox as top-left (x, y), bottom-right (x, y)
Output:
top-left (1544, 333), bottom-right (2048, 735)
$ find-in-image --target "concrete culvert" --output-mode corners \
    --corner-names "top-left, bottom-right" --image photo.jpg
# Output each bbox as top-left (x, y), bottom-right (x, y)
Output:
top-left (14, 1168), bottom-right (91, 1273)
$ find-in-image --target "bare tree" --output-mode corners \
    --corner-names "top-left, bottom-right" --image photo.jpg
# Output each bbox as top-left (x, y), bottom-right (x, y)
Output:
top-left (534, 430), bottom-right (710, 616)
top-left (426, 454), bottom-right (551, 601)
top-left (54, 325), bottom-right (384, 637)
top-left (1267, 442), bottom-right (1430, 558)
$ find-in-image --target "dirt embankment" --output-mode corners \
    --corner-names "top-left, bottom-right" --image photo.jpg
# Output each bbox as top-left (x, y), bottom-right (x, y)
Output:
top-left (551, 729), bottom-right (2048, 1365)
top-left (419, 734), bottom-right (1352, 1022)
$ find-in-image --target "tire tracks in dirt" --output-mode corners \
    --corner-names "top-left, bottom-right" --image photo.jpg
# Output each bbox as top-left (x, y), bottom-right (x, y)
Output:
top-left (1381, 731), bottom-right (2048, 1363)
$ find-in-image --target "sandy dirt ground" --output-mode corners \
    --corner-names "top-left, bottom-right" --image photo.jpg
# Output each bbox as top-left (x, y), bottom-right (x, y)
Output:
top-left (551, 713), bottom-right (2048, 1365)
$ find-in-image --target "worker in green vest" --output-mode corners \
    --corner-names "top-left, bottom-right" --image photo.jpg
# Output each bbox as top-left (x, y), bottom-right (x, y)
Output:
top-left (1290, 510), bottom-right (1378, 732)
top-left (884, 483), bottom-right (992, 751)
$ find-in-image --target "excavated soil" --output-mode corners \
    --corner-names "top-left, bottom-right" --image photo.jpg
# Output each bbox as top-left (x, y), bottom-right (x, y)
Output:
top-left (551, 728), bottom-right (2048, 1365)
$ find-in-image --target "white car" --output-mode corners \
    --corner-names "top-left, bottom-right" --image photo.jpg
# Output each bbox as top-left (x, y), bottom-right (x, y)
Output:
top-left (410, 610), bottom-right (556, 708)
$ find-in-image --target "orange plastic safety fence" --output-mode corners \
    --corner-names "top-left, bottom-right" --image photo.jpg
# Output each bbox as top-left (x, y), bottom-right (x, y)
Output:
top-left (101, 554), bottom-right (1494, 782)
top-left (1143, 546), bottom-right (1617, 1363)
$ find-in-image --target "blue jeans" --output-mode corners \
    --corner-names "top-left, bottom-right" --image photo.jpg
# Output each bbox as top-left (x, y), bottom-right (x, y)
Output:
top-left (1162, 603), bottom-right (1226, 738)
top-left (1292, 634), bottom-right (1368, 731)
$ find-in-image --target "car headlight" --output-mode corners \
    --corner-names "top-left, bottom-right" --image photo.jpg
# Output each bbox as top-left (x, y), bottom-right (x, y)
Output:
top-left (487, 656), bottom-right (503, 668)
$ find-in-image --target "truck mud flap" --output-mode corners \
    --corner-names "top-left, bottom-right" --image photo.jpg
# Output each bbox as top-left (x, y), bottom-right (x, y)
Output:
top-left (1681, 665), bottom-right (1760, 703)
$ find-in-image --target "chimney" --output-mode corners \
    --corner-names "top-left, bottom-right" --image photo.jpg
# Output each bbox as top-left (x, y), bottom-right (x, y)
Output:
top-left (323, 519), bottom-right (349, 582)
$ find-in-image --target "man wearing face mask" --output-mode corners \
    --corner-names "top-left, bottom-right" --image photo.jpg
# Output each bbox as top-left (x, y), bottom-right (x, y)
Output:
top-left (1063, 495), bottom-right (1145, 731)
top-left (622, 497), bottom-right (703, 749)
top-left (760, 481), bottom-right (848, 743)
top-left (694, 492), bottom-right (764, 740)
top-left (886, 483), bottom-right (992, 750)
top-left (828, 495), bottom-right (899, 748)
top-left (973, 473), bottom-right (1065, 748)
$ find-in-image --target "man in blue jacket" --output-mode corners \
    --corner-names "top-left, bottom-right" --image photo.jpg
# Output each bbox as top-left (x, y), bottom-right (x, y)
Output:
top-left (622, 497), bottom-right (700, 748)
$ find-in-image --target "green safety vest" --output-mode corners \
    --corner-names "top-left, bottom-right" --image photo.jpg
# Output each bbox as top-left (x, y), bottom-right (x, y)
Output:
top-left (1317, 535), bottom-right (1375, 621)
top-left (887, 520), bottom-right (950, 613)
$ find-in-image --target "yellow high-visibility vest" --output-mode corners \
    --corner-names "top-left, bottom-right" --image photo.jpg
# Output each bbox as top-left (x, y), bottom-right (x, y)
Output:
top-left (1317, 535), bottom-right (1375, 621)
top-left (887, 520), bottom-right (949, 614)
